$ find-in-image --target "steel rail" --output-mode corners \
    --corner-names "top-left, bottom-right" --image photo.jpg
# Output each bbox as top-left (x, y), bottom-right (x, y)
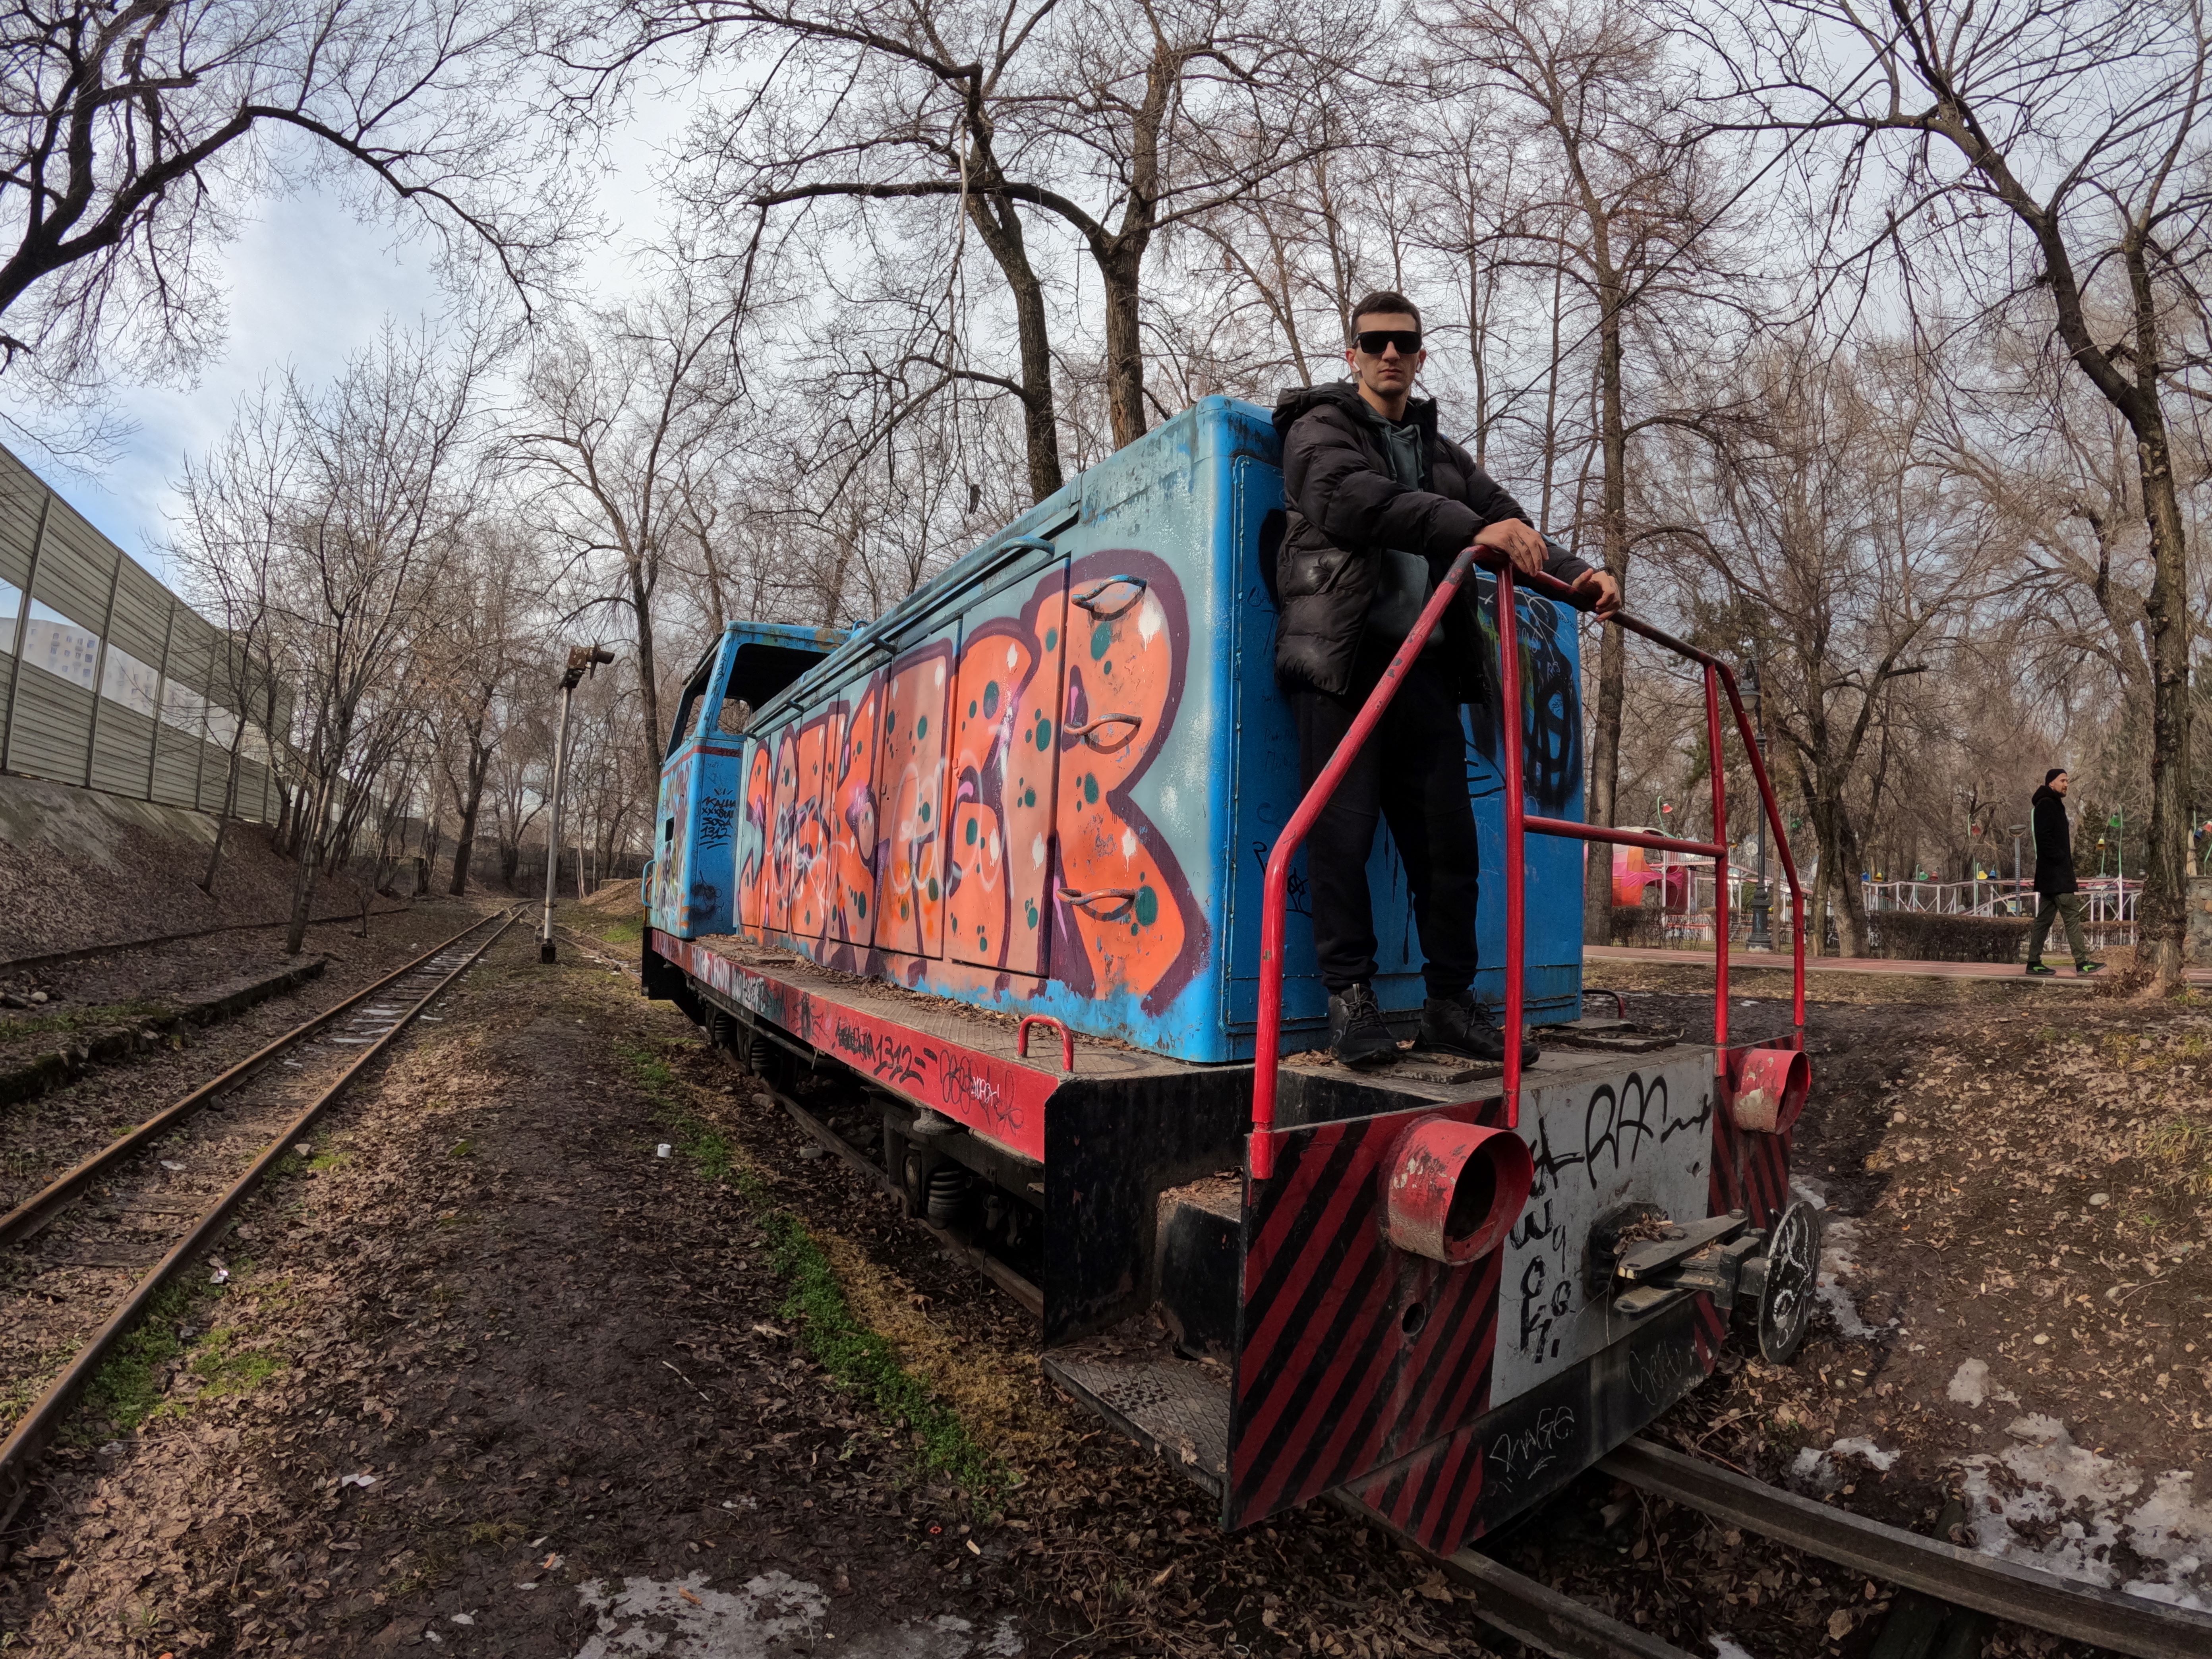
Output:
top-left (0, 902), bottom-right (416, 979)
top-left (1441, 1544), bottom-right (1698, 1659)
top-left (0, 908), bottom-right (519, 1249)
top-left (1602, 1437), bottom-right (2212, 1659)
top-left (0, 907), bottom-right (520, 1526)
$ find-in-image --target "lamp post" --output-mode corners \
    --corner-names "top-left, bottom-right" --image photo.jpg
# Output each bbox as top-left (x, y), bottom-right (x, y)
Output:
top-left (541, 644), bottom-right (616, 964)
top-left (2008, 823), bottom-right (2026, 915)
top-left (1744, 657), bottom-right (1773, 950)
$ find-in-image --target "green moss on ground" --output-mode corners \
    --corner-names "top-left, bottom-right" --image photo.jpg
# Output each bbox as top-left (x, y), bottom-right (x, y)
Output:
top-left (615, 1029), bottom-right (1005, 1503)
top-left (74, 1284), bottom-right (193, 1436)
top-left (0, 998), bottom-right (171, 1051)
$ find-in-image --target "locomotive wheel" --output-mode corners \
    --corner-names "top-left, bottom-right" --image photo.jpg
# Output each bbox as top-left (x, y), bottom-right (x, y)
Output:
top-left (1756, 1199), bottom-right (1822, 1365)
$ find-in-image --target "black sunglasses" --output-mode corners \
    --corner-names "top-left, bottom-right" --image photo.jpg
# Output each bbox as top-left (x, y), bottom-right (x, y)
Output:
top-left (1354, 329), bottom-right (1423, 356)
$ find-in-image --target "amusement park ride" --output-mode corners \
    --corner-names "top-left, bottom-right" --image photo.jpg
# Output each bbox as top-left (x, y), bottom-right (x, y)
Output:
top-left (638, 396), bottom-right (1818, 1558)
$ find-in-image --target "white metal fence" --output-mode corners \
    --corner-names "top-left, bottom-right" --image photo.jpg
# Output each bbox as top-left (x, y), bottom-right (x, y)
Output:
top-left (1863, 876), bottom-right (2138, 924)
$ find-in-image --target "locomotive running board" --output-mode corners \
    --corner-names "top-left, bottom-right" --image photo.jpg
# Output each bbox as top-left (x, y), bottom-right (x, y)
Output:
top-left (1043, 1356), bottom-right (1230, 1495)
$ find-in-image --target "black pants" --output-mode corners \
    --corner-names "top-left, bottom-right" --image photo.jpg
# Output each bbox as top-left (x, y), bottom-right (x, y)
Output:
top-left (1292, 647), bottom-right (1480, 998)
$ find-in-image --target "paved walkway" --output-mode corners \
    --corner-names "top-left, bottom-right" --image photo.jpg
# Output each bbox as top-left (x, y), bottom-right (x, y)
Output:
top-left (1585, 944), bottom-right (2212, 986)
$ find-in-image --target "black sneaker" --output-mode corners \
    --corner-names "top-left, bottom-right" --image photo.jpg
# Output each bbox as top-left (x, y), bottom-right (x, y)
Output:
top-left (1328, 983), bottom-right (1399, 1069)
top-left (2024, 961), bottom-right (2055, 976)
top-left (1418, 992), bottom-right (1538, 1068)
top-left (2076, 960), bottom-right (2105, 975)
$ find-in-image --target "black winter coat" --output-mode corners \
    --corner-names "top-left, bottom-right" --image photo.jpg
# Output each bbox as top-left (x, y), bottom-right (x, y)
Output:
top-left (2031, 785), bottom-right (2077, 897)
top-left (1270, 382), bottom-right (1593, 699)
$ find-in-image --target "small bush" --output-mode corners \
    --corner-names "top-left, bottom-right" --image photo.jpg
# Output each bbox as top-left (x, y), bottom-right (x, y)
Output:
top-left (1867, 912), bottom-right (2030, 963)
top-left (1609, 905), bottom-right (1666, 947)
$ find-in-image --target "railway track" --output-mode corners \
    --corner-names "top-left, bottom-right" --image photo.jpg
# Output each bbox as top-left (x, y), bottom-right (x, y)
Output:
top-left (0, 905), bottom-right (521, 1531)
top-left (652, 993), bottom-right (2212, 1659)
top-left (0, 902), bottom-right (416, 981)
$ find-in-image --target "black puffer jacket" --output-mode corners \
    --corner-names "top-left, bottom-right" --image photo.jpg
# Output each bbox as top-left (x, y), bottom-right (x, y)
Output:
top-left (1270, 382), bottom-right (1592, 699)
top-left (2031, 784), bottom-right (2077, 897)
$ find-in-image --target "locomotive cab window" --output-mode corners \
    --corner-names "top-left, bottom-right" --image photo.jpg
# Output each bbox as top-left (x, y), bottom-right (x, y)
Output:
top-left (666, 675), bottom-right (710, 757)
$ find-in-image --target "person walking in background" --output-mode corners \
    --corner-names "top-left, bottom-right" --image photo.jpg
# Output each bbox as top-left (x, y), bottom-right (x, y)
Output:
top-left (2027, 768), bottom-right (2103, 976)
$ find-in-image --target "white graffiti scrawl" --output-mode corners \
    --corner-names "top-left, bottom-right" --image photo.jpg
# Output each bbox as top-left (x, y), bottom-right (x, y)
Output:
top-left (1489, 1055), bottom-right (1715, 1409)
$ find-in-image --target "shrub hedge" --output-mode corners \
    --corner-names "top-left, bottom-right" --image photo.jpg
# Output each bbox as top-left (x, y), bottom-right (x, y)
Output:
top-left (1867, 911), bottom-right (2030, 963)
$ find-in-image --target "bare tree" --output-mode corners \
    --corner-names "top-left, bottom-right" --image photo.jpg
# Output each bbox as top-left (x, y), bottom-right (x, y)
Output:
top-left (0, 0), bottom-right (571, 421)
top-left (514, 268), bottom-right (743, 785)
top-left (1690, 0), bottom-right (2212, 980)
top-left (245, 321), bottom-right (495, 952)
top-left (1428, 0), bottom-right (1745, 944)
top-left (171, 385), bottom-right (291, 895)
top-left (423, 524), bottom-right (548, 893)
top-left (1650, 338), bottom-right (2000, 954)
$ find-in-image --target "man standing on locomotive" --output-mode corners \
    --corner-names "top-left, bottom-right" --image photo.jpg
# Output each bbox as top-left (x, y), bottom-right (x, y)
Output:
top-left (2026, 768), bottom-right (2103, 976)
top-left (1272, 291), bottom-right (1621, 1069)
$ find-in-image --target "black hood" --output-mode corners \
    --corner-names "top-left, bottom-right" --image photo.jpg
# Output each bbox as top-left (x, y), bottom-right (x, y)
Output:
top-left (2032, 784), bottom-right (2062, 808)
top-left (1273, 381), bottom-right (1441, 443)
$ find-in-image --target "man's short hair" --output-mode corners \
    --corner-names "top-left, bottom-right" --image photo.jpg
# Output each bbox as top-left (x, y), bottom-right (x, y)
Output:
top-left (1349, 290), bottom-right (1423, 341)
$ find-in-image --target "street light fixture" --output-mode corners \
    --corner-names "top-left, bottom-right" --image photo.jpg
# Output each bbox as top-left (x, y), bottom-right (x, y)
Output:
top-left (541, 644), bottom-right (617, 964)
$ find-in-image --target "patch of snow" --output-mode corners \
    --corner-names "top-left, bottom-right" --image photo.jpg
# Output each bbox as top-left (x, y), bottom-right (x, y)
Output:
top-left (1710, 1640), bottom-right (1760, 1659)
top-left (1827, 1437), bottom-right (1897, 1472)
top-left (1955, 1417), bottom-right (2212, 1612)
top-left (1948, 1359), bottom-right (1989, 1407)
top-left (1811, 1214), bottom-right (1893, 1339)
top-left (1946, 1358), bottom-right (2017, 1410)
top-left (572, 1572), bottom-right (1021, 1657)
top-left (1791, 1436), bottom-right (1897, 1492)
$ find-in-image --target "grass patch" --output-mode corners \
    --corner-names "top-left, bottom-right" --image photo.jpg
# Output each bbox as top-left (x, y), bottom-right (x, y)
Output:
top-left (612, 1027), bottom-right (1004, 1502)
top-left (187, 1326), bottom-right (286, 1399)
top-left (591, 913), bottom-right (644, 947)
top-left (73, 1283), bottom-right (193, 1437)
top-left (0, 998), bottom-right (171, 1051)
top-left (617, 1037), bottom-right (733, 1180)
top-left (746, 1176), bottom-right (1007, 1501)
top-left (2144, 1114), bottom-right (2212, 1195)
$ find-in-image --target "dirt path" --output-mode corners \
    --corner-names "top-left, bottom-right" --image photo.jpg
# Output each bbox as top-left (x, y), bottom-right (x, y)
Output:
top-left (0, 934), bottom-right (1038, 1656)
top-left (5, 934), bottom-right (2204, 1657)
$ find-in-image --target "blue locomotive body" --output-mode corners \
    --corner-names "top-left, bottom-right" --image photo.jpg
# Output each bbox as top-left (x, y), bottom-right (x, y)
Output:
top-left (644, 395), bottom-right (1586, 1064)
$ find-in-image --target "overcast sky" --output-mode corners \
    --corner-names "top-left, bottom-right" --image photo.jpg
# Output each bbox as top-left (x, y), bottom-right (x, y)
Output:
top-left (2, 89), bottom-right (697, 591)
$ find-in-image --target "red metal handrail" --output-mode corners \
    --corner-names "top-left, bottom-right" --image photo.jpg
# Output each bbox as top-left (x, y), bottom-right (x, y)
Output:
top-left (1248, 548), bottom-right (1806, 1180)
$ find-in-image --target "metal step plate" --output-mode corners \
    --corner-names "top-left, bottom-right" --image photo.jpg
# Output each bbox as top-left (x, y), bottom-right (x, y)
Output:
top-left (1045, 1356), bottom-right (1231, 1495)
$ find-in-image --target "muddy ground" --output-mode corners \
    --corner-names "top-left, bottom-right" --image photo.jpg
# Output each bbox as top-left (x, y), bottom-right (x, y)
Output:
top-left (0, 926), bottom-right (2204, 1657)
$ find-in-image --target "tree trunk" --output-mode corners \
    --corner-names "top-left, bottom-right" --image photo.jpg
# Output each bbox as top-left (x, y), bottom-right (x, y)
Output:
top-left (1581, 294), bottom-right (1631, 943)
top-left (199, 737), bottom-right (245, 895)
top-left (629, 560), bottom-right (662, 793)
top-left (1810, 787), bottom-right (1870, 957)
top-left (964, 191), bottom-right (1065, 503)
top-left (449, 747), bottom-right (489, 895)
top-left (2132, 412), bottom-right (2193, 985)
top-left (284, 772), bottom-right (333, 955)
top-left (1099, 247), bottom-right (1148, 449)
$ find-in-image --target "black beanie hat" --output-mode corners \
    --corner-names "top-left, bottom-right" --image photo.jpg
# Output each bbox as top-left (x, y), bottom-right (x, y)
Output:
top-left (2046, 768), bottom-right (2067, 785)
